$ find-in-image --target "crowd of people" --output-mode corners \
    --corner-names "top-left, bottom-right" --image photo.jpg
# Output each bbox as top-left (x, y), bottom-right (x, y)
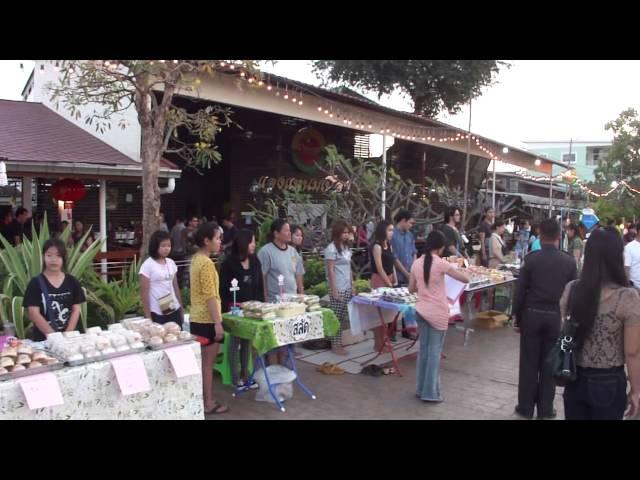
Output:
top-left (6, 199), bottom-right (640, 420)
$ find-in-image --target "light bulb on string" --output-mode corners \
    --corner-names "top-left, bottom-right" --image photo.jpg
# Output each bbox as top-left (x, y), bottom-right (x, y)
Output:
top-left (173, 60), bottom-right (179, 64)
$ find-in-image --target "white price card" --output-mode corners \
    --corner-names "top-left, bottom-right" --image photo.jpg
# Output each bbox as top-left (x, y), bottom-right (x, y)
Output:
top-left (165, 345), bottom-right (199, 378)
top-left (17, 372), bottom-right (64, 410)
top-left (110, 354), bottom-right (151, 396)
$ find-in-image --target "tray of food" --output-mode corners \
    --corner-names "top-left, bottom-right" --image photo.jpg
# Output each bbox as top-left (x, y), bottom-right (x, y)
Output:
top-left (45, 327), bottom-right (147, 367)
top-left (120, 319), bottom-right (195, 350)
top-left (240, 301), bottom-right (278, 321)
top-left (0, 341), bottom-right (64, 381)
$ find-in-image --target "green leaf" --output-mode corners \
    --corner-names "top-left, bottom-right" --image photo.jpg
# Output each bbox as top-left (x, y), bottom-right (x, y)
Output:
top-left (11, 296), bottom-right (25, 339)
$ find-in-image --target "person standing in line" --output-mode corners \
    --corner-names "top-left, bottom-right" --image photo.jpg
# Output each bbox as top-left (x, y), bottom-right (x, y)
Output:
top-left (189, 222), bottom-right (228, 415)
top-left (390, 209), bottom-right (418, 340)
top-left (409, 231), bottom-right (469, 402)
top-left (513, 219), bottom-right (577, 419)
top-left (559, 227), bottom-right (640, 420)
top-left (0, 208), bottom-right (13, 246)
top-left (139, 230), bottom-right (184, 326)
top-left (325, 220), bottom-right (354, 356)
top-left (624, 222), bottom-right (640, 289)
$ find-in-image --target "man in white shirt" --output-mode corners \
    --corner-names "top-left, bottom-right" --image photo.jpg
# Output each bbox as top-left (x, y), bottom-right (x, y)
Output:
top-left (624, 222), bottom-right (640, 288)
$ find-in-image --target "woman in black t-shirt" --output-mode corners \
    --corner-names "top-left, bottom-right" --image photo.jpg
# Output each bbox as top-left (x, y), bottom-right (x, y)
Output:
top-left (24, 239), bottom-right (86, 341)
top-left (219, 229), bottom-right (264, 389)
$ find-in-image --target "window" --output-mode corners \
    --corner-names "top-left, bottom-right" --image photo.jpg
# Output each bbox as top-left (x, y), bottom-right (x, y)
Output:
top-left (562, 152), bottom-right (576, 165)
top-left (353, 133), bottom-right (370, 159)
top-left (586, 147), bottom-right (608, 166)
top-left (508, 178), bottom-right (519, 193)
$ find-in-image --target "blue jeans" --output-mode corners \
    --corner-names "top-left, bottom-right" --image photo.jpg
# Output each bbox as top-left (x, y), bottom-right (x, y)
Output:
top-left (563, 366), bottom-right (627, 420)
top-left (416, 314), bottom-right (446, 401)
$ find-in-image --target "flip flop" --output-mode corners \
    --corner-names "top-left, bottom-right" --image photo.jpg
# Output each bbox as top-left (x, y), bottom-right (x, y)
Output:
top-left (205, 401), bottom-right (229, 415)
top-left (360, 365), bottom-right (384, 377)
top-left (316, 362), bottom-right (345, 375)
top-left (382, 367), bottom-right (396, 375)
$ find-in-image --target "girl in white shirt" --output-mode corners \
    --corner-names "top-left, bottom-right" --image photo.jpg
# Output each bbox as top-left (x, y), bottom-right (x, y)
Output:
top-left (139, 230), bottom-right (184, 326)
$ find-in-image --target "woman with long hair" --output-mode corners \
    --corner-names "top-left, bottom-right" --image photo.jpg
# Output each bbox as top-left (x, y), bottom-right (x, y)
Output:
top-left (441, 206), bottom-right (468, 259)
top-left (560, 227), bottom-right (640, 420)
top-left (370, 220), bottom-right (397, 350)
top-left (409, 231), bottom-right (469, 402)
top-left (220, 229), bottom-right (263, 388)
top-left (325, 220), bottom-right (354, 355)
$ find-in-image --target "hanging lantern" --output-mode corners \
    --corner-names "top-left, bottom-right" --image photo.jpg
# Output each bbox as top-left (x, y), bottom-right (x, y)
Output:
top-left (51, 178), bottom-right (86, 209)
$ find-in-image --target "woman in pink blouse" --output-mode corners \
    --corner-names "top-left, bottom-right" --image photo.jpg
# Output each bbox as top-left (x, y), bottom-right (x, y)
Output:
top-left (409, 231), bottom-right (469, 402)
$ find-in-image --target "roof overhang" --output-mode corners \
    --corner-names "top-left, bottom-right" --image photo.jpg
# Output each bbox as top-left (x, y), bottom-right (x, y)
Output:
top-left (4, 160), bottom-right (182, 181)
top-left (158, 71), bottom-right (564, 174)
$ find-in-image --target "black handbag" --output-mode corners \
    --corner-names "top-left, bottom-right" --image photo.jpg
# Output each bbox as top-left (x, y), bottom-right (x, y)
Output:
top-left (546, 283), bottom-right (578, 386)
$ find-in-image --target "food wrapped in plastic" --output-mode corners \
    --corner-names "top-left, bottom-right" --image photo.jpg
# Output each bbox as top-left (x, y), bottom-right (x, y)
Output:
top-left (11, 364), bottom-right (26, 371)
top-left (16, 354), bottom-right (31, 365)
top-left (27, 361), bottom-right (44, 368)
top-left (1, 347), bottom-right (17, 358)
top-left (109, 334), bottom-right (127, 348)
top-left (63, 331), bottom-right (81, 338)
top-left (149, 336), bottom-right (163, 347)
top-left (0, 367), bottom-right (8, 374)
top-left (148, 324), bottom-right (166, 338)
top-left (0, 357), bottom-right (14, 368)
top-left (164, 333), bottom-right (178, 343)
top-left (163, 322), bottom-right (181, 335)
top-left (17, 345), bottom-right (33, 356)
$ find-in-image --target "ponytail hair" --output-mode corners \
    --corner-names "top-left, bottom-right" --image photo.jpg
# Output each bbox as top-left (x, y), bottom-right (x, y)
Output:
top-left (423, 230), bottom-right (446, 286)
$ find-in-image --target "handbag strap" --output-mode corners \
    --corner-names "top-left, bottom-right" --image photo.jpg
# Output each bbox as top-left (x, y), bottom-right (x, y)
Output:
top-left (563, 281), bottom-right (578, 337)
top-left (36, 274), bottom-right (56, 325)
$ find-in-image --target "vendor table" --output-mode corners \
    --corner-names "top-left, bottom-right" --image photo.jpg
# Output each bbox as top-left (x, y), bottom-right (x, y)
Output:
top-left (348, 297), bottom-right (418, 376)
top-left (222, 308), bottom-right (339, 412)
top-left (458, 279), bottom-right (518, 346)
top-left (0, 343), bottom-right (204, 420)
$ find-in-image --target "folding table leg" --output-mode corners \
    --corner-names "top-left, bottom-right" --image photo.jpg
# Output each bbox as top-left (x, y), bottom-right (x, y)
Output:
top-left (360, 309), bottom-right (403, 376)
top-left (284, 344), bottom-right (316, 400)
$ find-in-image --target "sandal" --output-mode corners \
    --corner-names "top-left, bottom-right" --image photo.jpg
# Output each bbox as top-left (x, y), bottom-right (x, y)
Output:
top-left (205, 401), bottom-right (229, 415)
top-left (316, 362), bottom-right (345, 375)
top-left (382, 367), bottom-right (396, 375)
top-left (360, 365), bottom-right (384, 377)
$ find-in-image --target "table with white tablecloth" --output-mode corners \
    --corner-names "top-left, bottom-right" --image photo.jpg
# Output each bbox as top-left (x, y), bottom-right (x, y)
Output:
top-left (0, 343), bottom-right (204, 420)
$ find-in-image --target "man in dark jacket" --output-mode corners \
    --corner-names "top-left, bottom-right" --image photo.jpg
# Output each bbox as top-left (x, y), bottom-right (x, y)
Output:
top-left (513, 218), bottom-right (577, 419)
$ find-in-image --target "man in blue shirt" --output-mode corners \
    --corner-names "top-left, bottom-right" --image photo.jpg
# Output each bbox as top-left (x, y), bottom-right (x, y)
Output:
top-left (390, 209), bottom-right (417, 340)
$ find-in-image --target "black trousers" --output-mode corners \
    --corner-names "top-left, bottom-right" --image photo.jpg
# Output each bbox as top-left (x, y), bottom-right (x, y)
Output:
top-left (517, 308), bottom-right (561, 417)
top-left (563, 366), bottom-right (627, 420)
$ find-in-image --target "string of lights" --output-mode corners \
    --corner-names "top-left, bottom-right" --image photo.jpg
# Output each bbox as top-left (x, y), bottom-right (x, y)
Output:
top-left (29, 60), bottom-right (554, 168)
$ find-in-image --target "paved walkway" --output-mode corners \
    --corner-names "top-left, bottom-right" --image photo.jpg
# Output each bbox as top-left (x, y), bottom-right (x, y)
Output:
top-left (209, 325), bottom-right (565, 420)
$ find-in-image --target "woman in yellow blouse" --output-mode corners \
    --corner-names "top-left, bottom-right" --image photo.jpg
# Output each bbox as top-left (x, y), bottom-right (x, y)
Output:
top-left (190, 222), bottom-right (228, 415)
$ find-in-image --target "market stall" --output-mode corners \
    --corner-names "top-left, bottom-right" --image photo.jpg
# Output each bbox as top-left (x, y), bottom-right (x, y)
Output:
top-left (0, 322), bottom-right (204, 420)
top-left (222, 298), bottom-right (338, 413)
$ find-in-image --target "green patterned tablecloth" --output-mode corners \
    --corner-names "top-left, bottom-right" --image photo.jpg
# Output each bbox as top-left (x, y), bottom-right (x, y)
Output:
top-left (222, 308), bottom-right (339, 355)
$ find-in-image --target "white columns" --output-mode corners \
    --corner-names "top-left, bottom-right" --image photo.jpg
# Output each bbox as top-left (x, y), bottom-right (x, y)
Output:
top-left (99, 180), bottom-right (107, 278)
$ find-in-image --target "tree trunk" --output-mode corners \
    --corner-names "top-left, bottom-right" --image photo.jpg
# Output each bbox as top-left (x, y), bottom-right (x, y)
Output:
top-left (140, 128), bottom-right (162, 258)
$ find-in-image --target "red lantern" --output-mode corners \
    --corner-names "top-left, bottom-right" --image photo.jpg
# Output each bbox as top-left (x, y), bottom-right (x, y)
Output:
top-left (51, 178), bottom-right (86, 208)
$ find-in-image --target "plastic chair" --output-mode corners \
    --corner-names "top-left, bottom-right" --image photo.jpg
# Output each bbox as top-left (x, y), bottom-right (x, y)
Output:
top-left (213, 332), bottom-right (232, 385)
top-left (213, 333), bottom-right (254, 386)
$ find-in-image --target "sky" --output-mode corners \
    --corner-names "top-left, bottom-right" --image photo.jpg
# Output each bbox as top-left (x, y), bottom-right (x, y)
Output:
top-left (2, 60), bottom-right (640, 150)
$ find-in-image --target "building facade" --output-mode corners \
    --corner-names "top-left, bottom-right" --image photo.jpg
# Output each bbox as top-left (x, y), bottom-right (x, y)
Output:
top-left (522, 140), bottom-right (612, 182)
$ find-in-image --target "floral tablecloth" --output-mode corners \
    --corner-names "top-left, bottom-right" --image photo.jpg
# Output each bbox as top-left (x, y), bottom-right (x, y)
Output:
top-left (222, 308), bottom-right (339, 355)
top-left (0, 343), bottom-right (204, 420)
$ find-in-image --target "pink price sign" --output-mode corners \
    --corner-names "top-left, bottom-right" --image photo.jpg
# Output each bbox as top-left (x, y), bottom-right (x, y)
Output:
top-left (165, 345), bottom-right (199, 378)
top-left (17, 372), bottom-right (64, 410)
top-left (110, 354), bottom-right (151, 396)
